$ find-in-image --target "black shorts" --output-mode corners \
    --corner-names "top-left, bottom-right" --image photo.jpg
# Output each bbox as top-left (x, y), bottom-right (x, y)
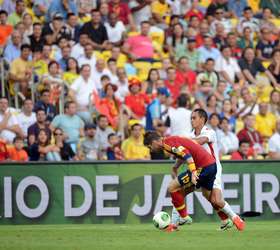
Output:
top-left (178, 163), bottom-right (217, 191)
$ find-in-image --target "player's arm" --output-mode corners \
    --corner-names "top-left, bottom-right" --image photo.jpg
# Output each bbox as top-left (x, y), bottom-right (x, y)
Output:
top-left (171, 158), bottom-right (184, 179)
top-left (193, 136), bottom-right (209, 145)
top-left (185, 156), bottom-right (199, 185)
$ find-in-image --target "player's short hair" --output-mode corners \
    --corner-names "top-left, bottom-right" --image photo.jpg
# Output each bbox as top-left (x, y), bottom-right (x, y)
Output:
top-left (20, 44), bottom-right (31, 51)
top-left (0, 10), bottom-right (8, 16)
top-left (205, 58), bottom-right (215, 64)
top-left (64, 101), bottom-right (75, 110)
top-left (108, 133), bottom-right (117, 140)
top-left (193, 108), bottom-right (208, 124)
top-left (177, 94), bottom-right (189, 108)
top-left (143, 131), bottom-right (161, 146)
top-left (36, 108), bottom-right (46, 114)
top-left (239, 139), bottom-right (250, 147)
top-left (97, 114), bottom-right (107, 121)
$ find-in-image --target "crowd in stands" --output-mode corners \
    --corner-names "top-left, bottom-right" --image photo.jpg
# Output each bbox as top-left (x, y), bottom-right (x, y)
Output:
top-left (0, 0), bottom-right (280, 162)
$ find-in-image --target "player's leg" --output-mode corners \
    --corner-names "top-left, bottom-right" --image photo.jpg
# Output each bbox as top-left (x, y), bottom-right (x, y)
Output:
top-left (199, 164), bottom-right (245, 231)
top-left (171, 186), bottom-right (194, 225)
top-left (168, 172), bottom-right (194, 221)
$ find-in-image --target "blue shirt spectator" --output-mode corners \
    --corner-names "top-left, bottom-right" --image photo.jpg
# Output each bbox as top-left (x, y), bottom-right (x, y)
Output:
top-left (228, 0), bottom-right (248, 18)
top-left (3, 42), bottom-right (20, 63)
top-left (46, 0), bottom-right (77, 22)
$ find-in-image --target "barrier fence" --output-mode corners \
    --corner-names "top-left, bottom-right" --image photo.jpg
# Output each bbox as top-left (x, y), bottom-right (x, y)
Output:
top-left (0, 160), bottom-right (279, 225)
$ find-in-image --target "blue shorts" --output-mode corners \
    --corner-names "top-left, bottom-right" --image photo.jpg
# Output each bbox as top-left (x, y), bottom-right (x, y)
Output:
top-left (178, 163), bottom-right (217, 191)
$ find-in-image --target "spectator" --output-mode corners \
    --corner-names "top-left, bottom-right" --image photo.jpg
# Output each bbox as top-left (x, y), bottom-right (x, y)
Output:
top-left (129, 0), bottom-right (152, 26)
top-left (198, 35), bottom-right (221, 63)
top-left (46, 0), bottom-right (77, 22)
top-left (3, 30), bottom-right (22, 63)
top-left (78, 43), bottom-right (97, 75)
top-left (260, 7), bottom-right (278, 33)
top-left (217, 117), bottom-right (239, 155)
top-left (108, 0), bottom-right (135, 28)
top-left (195, 79), bottom-right (214, 109)
top-left (25, 22), bottom-right (45, 52)
top-left (17, 99), bottom-right (36, 139)
top-left (115, 68), bottom-right (129, 102)
top-left (237, 27), bottom-right (254, 50)
top-left (237, 114), bottom-right (264, 155)
top-left (80, 9), bottom-right (109, 50)
top-left (210, 7), bottom-right (232, 34)
top-left (166, 94), bottom-right (192, 137)
top-left (228, 0), bottom-right (247, 18)
top-left (175, 56), bottom-right (196, 93)
top-left (95, 83), bottom-right (122, 129)
top-left (39, 60), bottom-right (63, 105)
top-left (268, 49), bottom-right (280, 83)
top-left (121, 123), bottom-right (150, 160)
top-left (95, 114), bottom-right (114, 157)
top-left (50, 101), bottom-right (84, 149)
top-left (42, 13), bottom-right (71, 45)
top-left (125, 78), bottom-right (150, 121)
top-left (227, 32), bottom-right (244, 59)
top-left (70, 32), bottom-right (89, 60)
top-left (206, 95), bottom-right (218, 116)
top-left (34, 89), bottom-right (56, 123)
top-left (260, 0), bottom-right (280, 17)
top-left (268, 119), bottom-right (280, 159)
top-left (164, 66), bottom-right (183, 100)
top-left (0, 97), bottom-right (23, 143)
top-left (91, 58), bottom-right (111, 91)
top-left (215, 45), bottom-right (244, 86)
top-left (197, 58), bottom-right (219, 89)
top-left (206, 0), bottom-right (229, 19)
top-left (0, 138), bottom-right (8, 161)
top-left (175, 37), bottom-right (202, 71)
top-left (69, 64), bottom-right (96, 123)
top-left (7, 0), bottom-right (25, 26)
top-left (219, 99), bottom-right (237, 131)
top-left (269, 89), bottom-right (280, 117)
top-left (238, 47), bottom-right (278, 87)
top-left (66, 12), bottom-right (80, 42)
top-left (63, 57), bottom-right (80, 86)
top-left (53, 127), bottom-right (76, 160)
top-left (146, 87), bottom-right (170, 130)
top-left (33, 0), bottom-right (51, 19)
top-left (29, 128), bottom-right (60, 161)
top-left (238, 86), bottom-right (258, 117)
top-left (104, 12), bottom-right (126, 46)
top-left (7, 136), bottom-right (28, 161)
top-left (231, 139), bottom-right (251, 160)
top-left (151, 0), bottom-right (170, 28)
top-left (256, 27), bottom-right (278, 61)
top-left (255, 102), bottom-right (276, 139)
top-left (214, 80), bottom-right (228, 106)
top-left (237, 6), bottom-right (259, 37)
top-left (0, 10), bottom-right (13, 47)
top-left (8, 44), bottom-right (32, 98)
top-left (123, 21), bottom-right (154, 61)
top-left (107, 133), bottom-right (124, 160)
top-left (99, 2), bottom-right (109, 23)
top-left (143, 68), bottom-right (160, 96)
top-left (165, 23), bottom-right (187, 59)
top-left (78, 123), bottom-right (99, 160)
top-left (208, 113), bottom-right (221, 133)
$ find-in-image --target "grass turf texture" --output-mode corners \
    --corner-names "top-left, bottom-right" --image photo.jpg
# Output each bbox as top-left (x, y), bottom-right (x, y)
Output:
top-left (0, 221), bottom-right (279, 250)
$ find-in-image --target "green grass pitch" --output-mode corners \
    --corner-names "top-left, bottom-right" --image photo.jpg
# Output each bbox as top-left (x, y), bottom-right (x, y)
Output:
top-left (0, 221), bottom-right (279, 250)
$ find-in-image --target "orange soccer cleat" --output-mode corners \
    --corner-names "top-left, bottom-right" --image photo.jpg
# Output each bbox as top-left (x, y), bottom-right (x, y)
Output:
top-left (232, 216), bottom-right (245, 231)
top-left (165, 224), bottom-right (179, 232)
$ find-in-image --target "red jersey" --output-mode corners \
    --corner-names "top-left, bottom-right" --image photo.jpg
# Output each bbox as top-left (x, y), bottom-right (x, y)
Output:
top-left (163, 136), bottom-right (215, 168)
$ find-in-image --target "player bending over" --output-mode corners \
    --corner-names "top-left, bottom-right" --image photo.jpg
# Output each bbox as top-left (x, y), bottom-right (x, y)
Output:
top-left (144, 131), bottom-right (245, 232)
top-left (172, 108), bottom-right (235, 230)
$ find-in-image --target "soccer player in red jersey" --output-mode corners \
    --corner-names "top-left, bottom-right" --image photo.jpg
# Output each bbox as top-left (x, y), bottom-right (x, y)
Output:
top-left (144, 131), bottom-right (245, 232)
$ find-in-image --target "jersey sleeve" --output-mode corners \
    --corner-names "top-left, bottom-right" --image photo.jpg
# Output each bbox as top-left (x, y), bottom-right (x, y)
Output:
top-left (199, 127), bottom-right (217, 143)
top-left (163, 137), bottom-right (192, 160)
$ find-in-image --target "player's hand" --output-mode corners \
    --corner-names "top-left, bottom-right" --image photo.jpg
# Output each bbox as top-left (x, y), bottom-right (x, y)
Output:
top-left (191, 171), bottom-right (199, 185)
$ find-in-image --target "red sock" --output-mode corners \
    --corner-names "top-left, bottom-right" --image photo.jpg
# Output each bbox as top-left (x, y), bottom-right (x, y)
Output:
top-left (171, 191), bottom-right (187, 218)
top-left (217, 210), bottom-right (228, 220)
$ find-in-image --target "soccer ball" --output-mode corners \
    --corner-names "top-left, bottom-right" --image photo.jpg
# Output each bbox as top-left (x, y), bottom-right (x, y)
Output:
top-left (153, 211), bottom-right (171, 230)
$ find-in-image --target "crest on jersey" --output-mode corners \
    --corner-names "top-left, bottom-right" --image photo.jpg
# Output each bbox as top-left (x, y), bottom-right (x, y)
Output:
top-left (171, 146), bottom-right (185, 154)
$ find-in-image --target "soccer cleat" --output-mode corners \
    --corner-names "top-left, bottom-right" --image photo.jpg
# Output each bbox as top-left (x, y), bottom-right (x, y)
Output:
top-left (219, 219), bottom-right (234, 231)
top-left (165, 224), bottom-right (179, 232)
top-left (178, 215), bottom-right (193, 225)
top-left (232, 216), bottom-right (245, 231)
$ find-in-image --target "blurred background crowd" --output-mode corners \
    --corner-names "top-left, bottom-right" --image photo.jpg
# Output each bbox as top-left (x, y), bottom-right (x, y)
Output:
top-left (0, 0), bottom-right (280, 162)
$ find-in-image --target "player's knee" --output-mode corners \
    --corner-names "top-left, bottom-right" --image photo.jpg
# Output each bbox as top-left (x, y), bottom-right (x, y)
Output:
top-left (210, 197), bottom-right (224, 209)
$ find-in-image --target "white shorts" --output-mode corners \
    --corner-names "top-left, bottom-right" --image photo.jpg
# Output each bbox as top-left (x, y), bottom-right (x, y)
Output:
top-left (213, 162), bottom-right (222, 190)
